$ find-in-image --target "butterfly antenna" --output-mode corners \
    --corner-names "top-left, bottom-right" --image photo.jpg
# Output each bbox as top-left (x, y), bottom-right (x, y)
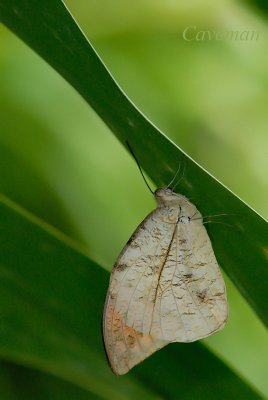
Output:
top-left (126, 141), bottom-right (154, 194)
top-left (192, 213), bottom-right (239, 221)
top-left (202, 220), bottom-right (239, 231)
top-left (172, 159), bottom-right (186, 192)
top-left (167, 163), bottom-right (181, 190)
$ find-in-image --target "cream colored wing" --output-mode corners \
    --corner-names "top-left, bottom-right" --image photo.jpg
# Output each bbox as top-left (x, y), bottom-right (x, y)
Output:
top-left (150, 217), bottom-right (228, 344)
top-left (103, 204), bottom-right (227, 375)
top-left (102, 207), bottom-right (180, 375)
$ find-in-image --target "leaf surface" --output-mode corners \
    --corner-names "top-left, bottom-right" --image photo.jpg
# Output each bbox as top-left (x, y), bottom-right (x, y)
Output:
top-left (0, 195), bottom-right (262, 399)
top-left (0, 0), bottom-right (267, 326)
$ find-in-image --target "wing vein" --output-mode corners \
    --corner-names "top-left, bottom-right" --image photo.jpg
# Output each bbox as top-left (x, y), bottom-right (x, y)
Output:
top-left (170, 227), bottom-right (189, 340)
top-left (149, 218), bottom-right (179, 334)
top-left (176, 223), bottom-right (212, 331)
top-left (186, 223), bottom-right (226, 324)
top-left (124, 226), bottom-right (175, 328)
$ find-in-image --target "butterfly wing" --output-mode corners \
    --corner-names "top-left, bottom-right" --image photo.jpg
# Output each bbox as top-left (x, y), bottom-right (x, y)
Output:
top-left (102, 207), bottom-right (179, 375)
top-left (103, 202), bottom-right (228, 375)
top-left (150, 215), bottom-right (228, 343)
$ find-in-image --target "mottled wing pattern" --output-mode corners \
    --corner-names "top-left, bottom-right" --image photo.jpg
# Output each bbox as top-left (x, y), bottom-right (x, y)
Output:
top-left (103, 207), bottom-right (179, 375)
top-left (103, 199), bottom-right (227, 375)
top-left (151, 216), bottom-right (228, 344)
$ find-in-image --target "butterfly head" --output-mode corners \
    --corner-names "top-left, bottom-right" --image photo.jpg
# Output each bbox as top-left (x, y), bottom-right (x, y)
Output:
top-left (154, 188), bottom-right (187, 208)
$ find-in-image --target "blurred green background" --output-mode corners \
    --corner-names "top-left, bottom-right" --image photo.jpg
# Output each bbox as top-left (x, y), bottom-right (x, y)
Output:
top-left (0, 0), bottom-right (268, 397)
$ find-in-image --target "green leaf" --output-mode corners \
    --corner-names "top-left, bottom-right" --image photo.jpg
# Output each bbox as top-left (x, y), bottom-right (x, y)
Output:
top-left (0, 360), bottom-right (100, 400)
top-left (0, 0), bottom-right (267, 327)
top-left (248, 0), bottom-right (268, 14)
top-left (0, 195), bottom-right (262, 399)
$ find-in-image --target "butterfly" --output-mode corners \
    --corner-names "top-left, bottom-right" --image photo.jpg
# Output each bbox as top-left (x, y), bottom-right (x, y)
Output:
top-left (102, 186), bottom-right (228, 375)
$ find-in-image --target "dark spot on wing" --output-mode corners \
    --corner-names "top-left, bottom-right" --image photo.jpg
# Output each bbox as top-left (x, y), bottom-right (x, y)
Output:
top-left (126, 334), bottom-right (136, 348)
top-left (115, 263), bottom-right (128, 272)
top-left (183, 273), bottom-right (193, 279)
top-left (196, 289), bottom-right (208, 302)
